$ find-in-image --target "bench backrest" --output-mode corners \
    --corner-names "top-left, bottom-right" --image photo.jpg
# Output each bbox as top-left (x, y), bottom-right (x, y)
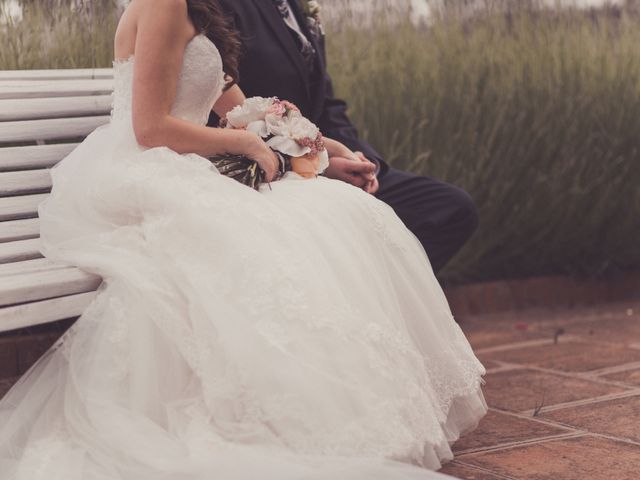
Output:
top-left (0, 69), bottom-right (111, 332)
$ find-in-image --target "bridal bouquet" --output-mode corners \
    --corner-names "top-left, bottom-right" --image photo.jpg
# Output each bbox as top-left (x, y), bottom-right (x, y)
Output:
top-left (211, 97), bottom-right (329, 190)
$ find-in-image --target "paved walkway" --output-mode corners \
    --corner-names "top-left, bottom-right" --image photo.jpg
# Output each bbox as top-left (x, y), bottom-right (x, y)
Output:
top-left (2, 300), bottom-right (639, 479)
top-left (440, 300), bottom-right (640, 479)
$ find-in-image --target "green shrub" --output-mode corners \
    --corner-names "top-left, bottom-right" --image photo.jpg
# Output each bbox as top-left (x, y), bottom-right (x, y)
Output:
top-left (326, 9), bottom-right (640, 283)
top-left (0, 0), bottom-right (117, 69)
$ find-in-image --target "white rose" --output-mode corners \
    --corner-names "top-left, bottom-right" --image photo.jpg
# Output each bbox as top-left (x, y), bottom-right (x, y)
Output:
top-left (264, 113), bottom-right (290, 137)
top-left (226, 97), bottom-right (277, 128)
top-left (246, 120), bottom-right (269, 138)
top-left (267, 113), bottom-right (319, 140)
top-left (289, 115), bottom-right (320, 141)
top-left (266, 136), bottom-right (310, 158)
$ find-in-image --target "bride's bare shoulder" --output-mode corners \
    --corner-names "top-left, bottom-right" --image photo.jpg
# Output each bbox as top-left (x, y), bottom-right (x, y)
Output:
top-left (128, 0), bottom-right (189, 15)
top-left (120, 0), bottom-right (192, 27)
top-left (115, 0), bottom-right (195, 59)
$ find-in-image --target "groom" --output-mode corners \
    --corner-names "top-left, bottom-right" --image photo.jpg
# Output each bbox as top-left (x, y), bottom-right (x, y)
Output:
top-left (212, 0), bottom-right (478, 273)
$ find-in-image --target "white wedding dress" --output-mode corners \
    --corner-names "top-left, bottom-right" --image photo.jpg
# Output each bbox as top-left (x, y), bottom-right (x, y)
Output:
top-left (0, 35), bottom-right (486, 480)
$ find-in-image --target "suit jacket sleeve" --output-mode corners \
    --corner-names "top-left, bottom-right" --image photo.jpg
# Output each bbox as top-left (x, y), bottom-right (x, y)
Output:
top-left (315, 44), bottom-right (385, 170)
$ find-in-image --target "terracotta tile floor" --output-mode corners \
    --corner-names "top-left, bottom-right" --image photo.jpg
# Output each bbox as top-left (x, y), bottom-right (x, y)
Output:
top-left (1, 300), bottom-right (639, 478)
top-left (441, 300), bottom-right (640, 480)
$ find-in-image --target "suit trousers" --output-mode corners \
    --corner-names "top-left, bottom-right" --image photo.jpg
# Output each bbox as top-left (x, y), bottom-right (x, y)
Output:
top-left (375, 168), bottom-right (479, 273)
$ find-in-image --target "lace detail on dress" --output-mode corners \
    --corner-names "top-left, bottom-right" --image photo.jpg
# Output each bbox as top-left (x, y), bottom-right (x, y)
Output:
top-left (364, 196), bottom-right (412, 253)
top-left (111, 34), bottom-right (224, 126)
top-left (176, 230), bottom-right (484, 464)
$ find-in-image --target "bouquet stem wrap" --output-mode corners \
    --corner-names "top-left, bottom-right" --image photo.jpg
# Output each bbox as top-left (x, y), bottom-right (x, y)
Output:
top-left (209, 153), bottom-right (290, 191)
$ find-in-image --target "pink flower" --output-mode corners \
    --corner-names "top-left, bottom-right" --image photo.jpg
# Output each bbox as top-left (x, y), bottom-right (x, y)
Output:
top-left (266, 101), bottom-right (287, 117)
top-left (226, 96), bottom-right (276, 128)
top-left (296, 132), bottom-right (326, 156)
top-left (281, 100), bottom-right (300, 113)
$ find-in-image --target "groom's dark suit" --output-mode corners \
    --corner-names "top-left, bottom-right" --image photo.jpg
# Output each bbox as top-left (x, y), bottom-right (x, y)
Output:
top-left (211, 0), bottom-right (478, 273)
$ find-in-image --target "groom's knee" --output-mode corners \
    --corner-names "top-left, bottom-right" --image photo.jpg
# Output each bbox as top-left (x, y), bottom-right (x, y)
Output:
top-left (421, 179), bottom-right (478, 238)
top-left (421, 183), bottom-right (478, 272)
top-left (450, 187), bottom-right (479, 242)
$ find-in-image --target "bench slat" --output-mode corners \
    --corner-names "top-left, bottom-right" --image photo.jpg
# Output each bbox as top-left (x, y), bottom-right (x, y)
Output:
top-left (0, 144), bottom-right (78, 171)
top-left (0, 96), bottom-right (112, 122)
top-left (0, 194), bottom-right (48, 221)
top-left (0, 79), bottom-right (113, 100)
top-left (0, 116), bottom-right (110, 143)
top-left (0, 267), bottom-right (101, 306)
top-left (0, 218), bottom-right (40, 243)
top-left (0, 170), bottom-right (51, 196)
top-left (0, 72), bottom-right (111, 331)
top-left (0, 292), bottom-right (96, 333)
top-left (0, 238), bottom-right (42, 264)
top-left (0, 258), bottom-right (62, 275)
top-left (0, 69), bottom-right (113, 81)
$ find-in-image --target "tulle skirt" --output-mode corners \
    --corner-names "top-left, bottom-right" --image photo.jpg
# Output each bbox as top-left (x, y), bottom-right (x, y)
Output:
top-left (0, 121), bottom-right (486, 480)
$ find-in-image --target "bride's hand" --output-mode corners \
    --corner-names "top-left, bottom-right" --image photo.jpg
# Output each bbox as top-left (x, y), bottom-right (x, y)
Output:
top-left (245, 134), bottom-right (279, 182)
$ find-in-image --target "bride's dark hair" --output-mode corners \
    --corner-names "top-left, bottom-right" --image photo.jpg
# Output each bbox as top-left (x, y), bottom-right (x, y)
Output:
top-left (186, 0), bottom-right (241, 89)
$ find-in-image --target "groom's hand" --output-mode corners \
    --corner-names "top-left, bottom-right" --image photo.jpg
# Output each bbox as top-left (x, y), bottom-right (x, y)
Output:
top-left (325, 150), bottom-right (379, 191)
top-left (325, 155), bottom-right (376, 189)
top-left (355, 151), bottom-right (380, 194)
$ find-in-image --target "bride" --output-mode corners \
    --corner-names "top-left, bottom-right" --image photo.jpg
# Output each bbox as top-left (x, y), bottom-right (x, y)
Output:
top-left (0, 0), bottom-right (486, 478)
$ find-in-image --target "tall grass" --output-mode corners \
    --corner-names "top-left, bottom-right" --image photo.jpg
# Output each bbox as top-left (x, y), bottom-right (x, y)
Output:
top-left (327, 8), bottom-right (640, 283)
top-left (1, 1), bottom-right (638, 283)
top-left (0, 0), bottom-right (117, 69)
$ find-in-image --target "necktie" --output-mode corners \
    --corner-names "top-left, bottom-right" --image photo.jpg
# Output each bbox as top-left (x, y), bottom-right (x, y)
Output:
top-left (272, 0), bottom-right (317, 71)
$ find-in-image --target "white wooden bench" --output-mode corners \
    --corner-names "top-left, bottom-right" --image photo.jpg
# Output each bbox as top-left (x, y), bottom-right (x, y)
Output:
top-left (0, 68), bottom-right (115, 333)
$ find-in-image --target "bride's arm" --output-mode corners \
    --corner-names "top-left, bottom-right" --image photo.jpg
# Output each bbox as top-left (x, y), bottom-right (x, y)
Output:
top-left (212, 84), bottom-right (245, 119)
top-left (129, 0), bottom-right (277, 178)
top-left (210, 84), bottom-right (377, 189)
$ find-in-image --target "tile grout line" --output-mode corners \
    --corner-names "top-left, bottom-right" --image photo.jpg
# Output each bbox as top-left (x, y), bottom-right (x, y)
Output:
top-left (444, 460), bottom-right (518, 480)
top-left (472, 333), bottom-right (640, 356)
top-left (455, 432), bottom-right (590, 458)
top-left (474, 333), bottom-right (640, 357)
top-left (516, 364), bottom-right (640, 390)
top-left (584, 361), bottom-right (640, 377)
top-left (573, 377), bottom-right (640, 391)
top-left (486, 407), bottom-right (584, 432)
top-left (520, 389), bottom-right (640, 415)
top-left (453, 431), bottom-right (586, 456)
top-left (474, 336), bottom-right (582, 355)
top-left (588, 432), bottom-right (640, 448)
top-left (523, 415), bottom-right (640, 448)
top-left (481, 360), bottom-right (640, 392)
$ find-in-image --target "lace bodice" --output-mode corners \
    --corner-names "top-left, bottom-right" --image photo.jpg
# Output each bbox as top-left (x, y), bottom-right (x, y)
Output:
top-left (111, 34), bottom-right (224, 126)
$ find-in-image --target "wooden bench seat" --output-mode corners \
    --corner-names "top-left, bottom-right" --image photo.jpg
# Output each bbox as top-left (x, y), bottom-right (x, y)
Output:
top-left (0, 68), bottom-right (113, 333)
